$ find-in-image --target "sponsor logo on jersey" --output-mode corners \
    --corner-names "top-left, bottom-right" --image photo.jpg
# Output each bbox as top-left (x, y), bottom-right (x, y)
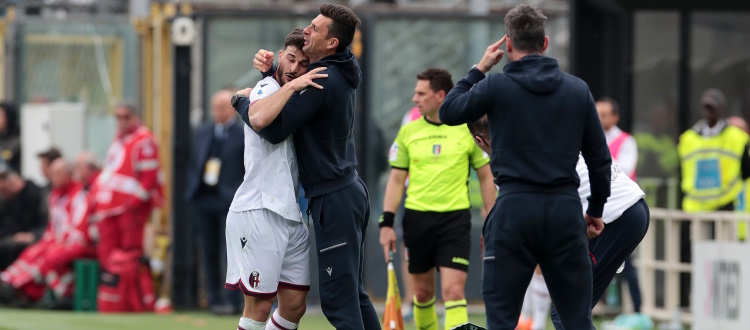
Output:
top-left (433, 144), bottom-right (441, 156)
top-left (249, 271), bottom-right (260, 288)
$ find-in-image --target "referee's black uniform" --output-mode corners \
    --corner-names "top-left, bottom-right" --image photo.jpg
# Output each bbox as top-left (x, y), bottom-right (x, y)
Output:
top-left (440, 55), bottom-right (611, 329)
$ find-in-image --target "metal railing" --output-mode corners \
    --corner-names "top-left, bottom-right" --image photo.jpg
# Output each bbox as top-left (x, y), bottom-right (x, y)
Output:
top-left (638, 208), bottom-right (750, 324)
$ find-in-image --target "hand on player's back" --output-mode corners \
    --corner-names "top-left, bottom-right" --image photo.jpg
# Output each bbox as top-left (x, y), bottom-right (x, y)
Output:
top-left (253, 49), bottom-right (275, 73)
top-left (286, 67), bottom-right (328, 92)
top-left (236, 87), bottom-right (252, 98)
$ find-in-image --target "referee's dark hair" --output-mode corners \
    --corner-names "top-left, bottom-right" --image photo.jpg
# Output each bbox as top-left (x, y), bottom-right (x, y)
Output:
top-left (283, 28), bottom-right (305, 51)
top-left (597, 96), bottom-right (620, 115)
top-left (504, 4), bottom-right (547, 53)
top-left (320, 3), bottom-right (360, 52)
top-left (417, 68), bottom-right (454, 95)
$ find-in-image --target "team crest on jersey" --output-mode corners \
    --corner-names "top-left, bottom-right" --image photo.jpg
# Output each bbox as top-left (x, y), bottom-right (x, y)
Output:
top-left (433, 144), bottom-right (441, 156)
top-left (249, 271), bottom-right (260, 289)
top-left (257, 89), bottom-right (263, 95)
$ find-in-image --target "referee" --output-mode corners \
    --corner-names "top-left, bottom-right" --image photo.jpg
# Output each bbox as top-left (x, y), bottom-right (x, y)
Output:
top-left (379, 68), bottom-right (497, 330)
top-left (439, 4), bottom-right (611, 330)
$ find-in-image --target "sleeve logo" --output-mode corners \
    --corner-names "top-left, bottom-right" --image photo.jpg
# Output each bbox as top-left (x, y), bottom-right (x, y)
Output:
top-left (389, 143), bottom-right (399, 161)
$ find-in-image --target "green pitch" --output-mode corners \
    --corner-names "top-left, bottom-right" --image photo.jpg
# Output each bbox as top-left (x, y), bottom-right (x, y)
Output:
top-left (0, 308), bottom-right (606, 329)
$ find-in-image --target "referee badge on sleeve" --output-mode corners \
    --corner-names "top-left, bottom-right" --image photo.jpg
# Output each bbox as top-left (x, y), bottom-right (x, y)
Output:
top-left (389, 143), bottom-right (399, 161)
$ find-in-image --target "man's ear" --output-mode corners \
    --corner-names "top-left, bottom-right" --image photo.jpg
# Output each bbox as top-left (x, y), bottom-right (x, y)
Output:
top-left (327, 38), bottom-right (339, 51)
top-left (436, 90), bottom-right (447, 103)
top-left (542, 36), bottom-right (549, 52)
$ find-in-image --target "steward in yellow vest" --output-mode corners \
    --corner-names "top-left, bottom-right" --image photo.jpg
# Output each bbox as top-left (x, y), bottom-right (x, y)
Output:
top-left (678, 89), bottom-right (750, 213)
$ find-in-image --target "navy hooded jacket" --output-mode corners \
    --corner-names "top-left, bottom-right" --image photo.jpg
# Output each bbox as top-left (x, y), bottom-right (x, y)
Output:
top-left (235, 49), bottom-right (361, 198)
top-left (439, 55), bottom-right (611, 217)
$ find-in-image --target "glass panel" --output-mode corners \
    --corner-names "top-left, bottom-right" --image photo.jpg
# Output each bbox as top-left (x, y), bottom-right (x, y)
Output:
top-left (18, 20), bottom-right (138, 158)
top-left (631, 12), bottom-right (681, 210)
top-left (204, 17), bottom-right (312, 116)
top-left (690, 13), bottom-right (750, 130)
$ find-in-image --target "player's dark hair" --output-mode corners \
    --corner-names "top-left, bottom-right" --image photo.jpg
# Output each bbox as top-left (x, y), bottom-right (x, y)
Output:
top-left (319, 3), bottom-right (360, 52)
top-left (504, 4), bottom-right (547, 53)
top-left (597, 96), bottom-right (620, 115)
top-left (416, 68), bottom-right (454, 95)
top-left (467, 115), bottom-right (489, 139)
top-left (283, 28), bottom-right (305, 52)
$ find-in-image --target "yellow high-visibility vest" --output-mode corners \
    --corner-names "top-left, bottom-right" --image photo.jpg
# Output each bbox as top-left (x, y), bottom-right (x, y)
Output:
top-left (736, 180), bottom-right (749, 241)
top-left (678, 125), bottom-right (749, 212)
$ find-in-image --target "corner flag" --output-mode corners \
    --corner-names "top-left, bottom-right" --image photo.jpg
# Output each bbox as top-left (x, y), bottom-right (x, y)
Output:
top-left (382, 252), bottom-right (405, 330)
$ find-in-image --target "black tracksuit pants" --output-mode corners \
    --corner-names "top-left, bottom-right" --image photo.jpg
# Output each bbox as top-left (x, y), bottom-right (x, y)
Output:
top-left (482, 192), bottom-right (593, 330)
top-left (309, 177), bottom-right (380, 330)
top-left (551, 199), bottom-right (650, 329)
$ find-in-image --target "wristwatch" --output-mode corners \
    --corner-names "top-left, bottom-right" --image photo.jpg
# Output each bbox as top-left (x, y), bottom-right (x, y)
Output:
top-left (231, 94), bottom-right (246, 108)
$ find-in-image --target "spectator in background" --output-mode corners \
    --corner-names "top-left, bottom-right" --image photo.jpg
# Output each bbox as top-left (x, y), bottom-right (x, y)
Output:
top-left (727, 116), bottom-right (750, 241)
top-left (597, 97), bottom-right (638, 180)
top-left (74, 151), bottom-right (101, 192)
top-left (678, 88), bottom-right (750, 212)
top-left (37, 147), bottom-right (62, 196)
top-left (0, 167), bottom-right (47, 270)
top-left (92, 101), bottom-right (163, 312)
top-left (0, 103), bottom-right (20, 172)
top-left (0, 159), bottom-right (93, 307)
top-left (184, 89), bottom-right (244, 315)
top-left (596, 96), bottom-right (643, 314)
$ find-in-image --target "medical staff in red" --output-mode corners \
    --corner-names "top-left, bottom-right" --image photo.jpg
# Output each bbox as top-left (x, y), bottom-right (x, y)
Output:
top-left (0, 159), bottom-right (94, 304)
top-left (93, 102), bottom-right (162, 312)
top-left (93, 102), bottom-right (163, 263)
top-left (597, 97), bottom-right (638, 180)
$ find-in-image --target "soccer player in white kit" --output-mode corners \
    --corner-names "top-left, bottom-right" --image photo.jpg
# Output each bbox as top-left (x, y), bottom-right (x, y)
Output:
top-left (224, 29), bottom-right (324, 330)
top-left (468, 115), bottom-right (650, 330)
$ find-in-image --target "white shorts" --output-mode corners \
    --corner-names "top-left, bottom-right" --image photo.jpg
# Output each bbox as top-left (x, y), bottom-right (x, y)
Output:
top-left (225, 209), bottom-right (310, 297)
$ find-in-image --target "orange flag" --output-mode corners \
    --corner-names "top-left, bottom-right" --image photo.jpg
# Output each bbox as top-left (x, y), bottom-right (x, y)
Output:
top-left (382, 254), bottom-right (405, 330)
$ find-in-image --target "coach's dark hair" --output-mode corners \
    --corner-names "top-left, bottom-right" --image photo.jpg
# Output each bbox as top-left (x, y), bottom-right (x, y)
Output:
top-left (319, 3), bottom-right (360, 52)
top-left (467, 115), bottom-right (489, 139)
top-left (504, 4), bottom-right (547, 53)
top-left (416, 68), bottom-right (454, 95)
top-left (283, 28), bottom-right (305, 51)
top-left (597, 96), bottom-right (620, 115)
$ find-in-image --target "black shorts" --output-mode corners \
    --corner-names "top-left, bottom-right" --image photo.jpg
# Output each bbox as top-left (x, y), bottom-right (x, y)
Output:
top-left (402, 208), bottom-right (472, 273)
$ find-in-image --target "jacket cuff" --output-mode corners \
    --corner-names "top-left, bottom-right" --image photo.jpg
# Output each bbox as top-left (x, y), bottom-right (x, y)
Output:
top-left (586, 201), bottom-right (605, 218)
top-left (465, 67), bottom-right (486, 84)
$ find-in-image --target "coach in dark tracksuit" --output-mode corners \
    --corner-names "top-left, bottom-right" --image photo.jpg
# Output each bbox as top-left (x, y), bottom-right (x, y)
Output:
top-left (233, 5), bottom-right (380, 329)
top-left (439, 5), bottom-right (611, 330)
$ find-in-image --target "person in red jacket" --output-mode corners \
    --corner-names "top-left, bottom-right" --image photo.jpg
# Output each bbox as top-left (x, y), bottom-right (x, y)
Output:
top-left (93, 102), bottom-right (162, 312)
top-left (93, 102), bottom-right (163, 263)
top-left (0, 159), bottom-right (94, 304)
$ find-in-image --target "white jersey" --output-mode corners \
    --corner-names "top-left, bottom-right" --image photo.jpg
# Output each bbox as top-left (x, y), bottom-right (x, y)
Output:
top-left (577, 154), bottom-right (645, 224)
top-left (229, 76), bottom-right (302, 222)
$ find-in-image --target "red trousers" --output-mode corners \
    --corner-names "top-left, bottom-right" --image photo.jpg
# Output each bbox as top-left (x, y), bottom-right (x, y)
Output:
top-left (96, 205), bottom-right (152, 264)
top-left (0, 241), bottom-right (94, 301)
